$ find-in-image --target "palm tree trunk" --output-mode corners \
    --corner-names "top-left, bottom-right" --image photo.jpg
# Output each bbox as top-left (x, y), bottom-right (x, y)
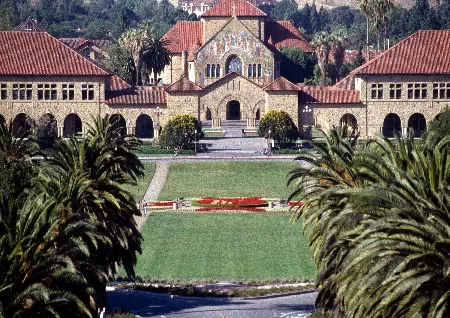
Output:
top-left (366, 16), bottom-right (370, 61)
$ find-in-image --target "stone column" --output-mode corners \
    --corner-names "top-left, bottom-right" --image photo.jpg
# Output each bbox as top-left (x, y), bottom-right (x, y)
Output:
top-left (153, 122), bottom-right (161, 143)
top-left (57, 125), bottom-right (64, 137)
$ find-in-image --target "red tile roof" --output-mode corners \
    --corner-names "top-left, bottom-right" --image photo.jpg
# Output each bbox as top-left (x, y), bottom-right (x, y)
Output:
top-left (59, 38), bottom-right (111, 51)
top-left (300, 88), bottom-right (360, 104)
top-left (265, 21), bottom-right (313, 53)
top-left (14, 18), bottom-right (46, 32)
top-left (264, 76), bottom-right (299, 91)
top-left (162, 21), bottom-right (203, 54)
top-left (166, 77), bottom-right (203, 91)
top-left (332, 73), bottom-right (355, 90)
top-left (109, 75), bottom-right (131, 91)
top-left (356, 30), bottom-right (450, 75)
top-left (106, 86), bottom-right (166, 105)
top-left (0, 31), bottom-right (111, 76)
top-left (203, 71), bottom-right (262, 89)
top-left (201, 0), bottom-right (266, 17)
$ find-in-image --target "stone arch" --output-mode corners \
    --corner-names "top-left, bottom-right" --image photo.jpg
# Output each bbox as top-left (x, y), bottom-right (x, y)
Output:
top-left (217, 94), bottom-right (252, 119)
top-left (110, 114), bottom-right (127, 136)
top-left (383, 113), bottom-right (402, 137)
top-left (225, 55), bottom-right (242, 75)
top-left (339, 113), bottom-right (358, 135)
top-left (37, 113), bottom-right (58, 139)
top-left (408, 113), bottom-right (426, 137)
top-left (12, 113), bottom-right (32, 137)
top-left (63, 113), bottom-right (82, 137)
top-left (135, 114), bottom-right (154, 138)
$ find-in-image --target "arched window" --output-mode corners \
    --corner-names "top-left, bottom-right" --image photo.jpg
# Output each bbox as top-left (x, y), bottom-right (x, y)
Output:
top-left (248, 64), bottom-right (252, 77)
top-left (252, 64), bottom-right (256, 78)
top-left (257, 64), bottom-right (262, 77)
top-left (226, 55), bottom-right (242, 74)
top-left (206, 64), bottom-right (211, 77)
top-left (211, 64), bottom-right (215, 78)
top-left (216, 64), bottom-right (220, 77)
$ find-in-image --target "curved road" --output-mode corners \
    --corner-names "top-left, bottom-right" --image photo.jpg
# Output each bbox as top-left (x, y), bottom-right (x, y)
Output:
top-left (107, 289), bottom-right (317, 318)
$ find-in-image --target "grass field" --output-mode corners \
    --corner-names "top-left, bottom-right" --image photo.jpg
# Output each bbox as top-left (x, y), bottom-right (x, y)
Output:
top-left (129, 212), bottom-right (315, 283)
top-left (158, 161), bottom-right (298, 200)
top-left (122, 162), bottom-right (156, 201)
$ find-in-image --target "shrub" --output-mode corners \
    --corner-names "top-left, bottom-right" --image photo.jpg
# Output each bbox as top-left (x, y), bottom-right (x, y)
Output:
top-left (159, 114), bottom-right (203, 150)
top-left (258, 110), bottom-right (298, 148)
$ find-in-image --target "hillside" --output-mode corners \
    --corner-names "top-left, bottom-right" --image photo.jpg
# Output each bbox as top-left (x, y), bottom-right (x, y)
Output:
top-left (295, 0), bottom-right (437, 10)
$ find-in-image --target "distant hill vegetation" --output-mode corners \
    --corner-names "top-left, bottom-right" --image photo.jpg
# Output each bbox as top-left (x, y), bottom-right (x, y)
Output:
top-left (296, 0), bottom-right (436, 9)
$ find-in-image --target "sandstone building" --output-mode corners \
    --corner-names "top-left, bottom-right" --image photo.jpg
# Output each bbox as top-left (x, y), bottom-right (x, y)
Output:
top-left (0, 0), bottom-right (449, 141)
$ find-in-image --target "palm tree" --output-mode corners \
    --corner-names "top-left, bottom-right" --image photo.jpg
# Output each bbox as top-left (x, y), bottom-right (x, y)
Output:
top-left (357, 0), bottom-right (373, 60)
top-left (143, 29), bottom-right (171, 85)
top-left (310, 32), bottom-right (331, 86)
top-left (373, 0), bottom-right (393, 50)
top-left (119, 22), bottom-right (151, 86)
top-left (330, 30), bottom-right (347, 82)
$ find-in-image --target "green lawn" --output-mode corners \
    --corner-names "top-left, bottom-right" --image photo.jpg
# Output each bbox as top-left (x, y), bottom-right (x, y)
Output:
top-left (122, 162), bottom-right (156, 201)
top-left (130, 212), bottom-right (315, 283)
top-left (158, 161), bottom-right (298, 200)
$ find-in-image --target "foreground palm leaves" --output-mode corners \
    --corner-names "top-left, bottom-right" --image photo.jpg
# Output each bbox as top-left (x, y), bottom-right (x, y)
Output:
top-left (289, 128), bottom-right (450, 317)
top-left (0, 116), bottom-right (144, 317)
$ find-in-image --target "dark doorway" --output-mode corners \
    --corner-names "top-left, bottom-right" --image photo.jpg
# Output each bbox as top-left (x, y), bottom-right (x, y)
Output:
top-left (135, 114), bottom-right (154, 138)
top-left (408, 113), bottom-right (426, 137)
top-left (63, 113), bottom-right (82, 137)
top-left (206, 108), bottom-right (212, 120)
top-left (12, 113), bottom-right (32, 137)
top-left (383, 113), bottom-right (401, 137)
top-left (255, 108), bottom-right (260, 120)
top-left (110, 114), bottom-right (127, 136)
top-left (227, 101), bottom-right (241, 120)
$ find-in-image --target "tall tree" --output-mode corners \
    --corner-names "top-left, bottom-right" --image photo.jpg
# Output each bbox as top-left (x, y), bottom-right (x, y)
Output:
top-left (311, 32), bottom-right (331, 86)
top-left (330, 30), bottom-right (347, 82)
top-left (143, 29), bottom-right (171, 85)
top-left (357, 0), bottom-right (373, 60)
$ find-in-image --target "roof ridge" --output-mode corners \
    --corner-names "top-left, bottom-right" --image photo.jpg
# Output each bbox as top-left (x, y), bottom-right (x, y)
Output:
top-left (203, 71), bottom-right (262, 89)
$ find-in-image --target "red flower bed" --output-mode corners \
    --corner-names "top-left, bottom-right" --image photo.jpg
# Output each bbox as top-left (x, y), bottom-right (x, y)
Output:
top-left (288, 201), bottom-right (303, 207)
top-left (193, 197), bottom-right (267, 208)
top-left (148, 201), bottom-right (175, 207)
top-left (196, 207), bottom-right (266, 212)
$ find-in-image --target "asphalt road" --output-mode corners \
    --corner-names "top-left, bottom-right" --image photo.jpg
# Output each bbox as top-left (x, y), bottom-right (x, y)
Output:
top-left (107, 289), bottom-right (317, 318)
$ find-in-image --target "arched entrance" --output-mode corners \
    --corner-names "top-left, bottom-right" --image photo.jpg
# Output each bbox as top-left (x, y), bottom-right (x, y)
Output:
top-left (135, 114), bottom-right (154, 138)
top-left (227, 100), bottom-right (241, 120)
top-left (225, 55), bottom-right (242, 74)
top-left (37, 113), bottom-right (58, 144)
top-left (339, 113), bottom-right (358, 135)
top-left (12, 113), bottom-right (32, 137)
top-left (63, 113), bottom-right (82, 137)
top-left (206, 108), bottom-right (212, 120)
top-left (382, 113), bottom-right (401, 137)
top-left (408, 113), bottom-right (426, 137)
top-left (255, 108), bottom-right (260, 120)
top-left (110, 114), bottom-right (127, 136)
top-left (0, 115), bottom-right (5, 125)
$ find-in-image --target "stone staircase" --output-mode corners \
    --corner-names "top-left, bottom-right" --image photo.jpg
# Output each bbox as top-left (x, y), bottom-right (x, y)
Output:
top-left (199, 120), bottom-right (267, 156)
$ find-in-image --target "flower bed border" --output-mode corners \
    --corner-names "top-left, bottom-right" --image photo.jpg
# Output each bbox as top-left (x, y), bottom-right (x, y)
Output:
top-left (192, 197), bottom-right (268, 208)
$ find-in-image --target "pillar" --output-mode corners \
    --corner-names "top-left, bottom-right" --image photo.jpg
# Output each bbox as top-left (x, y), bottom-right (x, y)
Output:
top-left (57, 125), bottom-right (64, 137)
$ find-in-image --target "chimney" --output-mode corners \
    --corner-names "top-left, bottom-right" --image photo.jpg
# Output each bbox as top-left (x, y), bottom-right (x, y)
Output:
top-left (181, 50), bottom-right (188, 77)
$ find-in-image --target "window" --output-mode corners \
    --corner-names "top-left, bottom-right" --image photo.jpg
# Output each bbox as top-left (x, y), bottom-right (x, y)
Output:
top-left (257, 64), bottom-right (262, 77)
top-left (408, 83), bottom-right (427, 99)
top-left (433, 83), bottom-right (450, 99)
top-left (389, 83), bottom-right (402, 99)
top-left (12, 83), bottom-right (32, 100)
top-left (37, 83), bottom-right (57, 100)
top-left (216, 64), bottom-right (220, 77)
top-left (81, 84), bottom-right (94, 100)
top-left (252, 64), bottom-right (256, 78)
top-left (211, 64), bottom-right (216, 78)
top-left (206, 64), bottom-right (211, 77)
top-left (371, 83), bottom-right (383, 99)
top-left (0, 84), bottom-right (6, 100)
top-left (248, 64), bottom-right (252, 77)
top-left (62, 84), bottom-right (75, 100)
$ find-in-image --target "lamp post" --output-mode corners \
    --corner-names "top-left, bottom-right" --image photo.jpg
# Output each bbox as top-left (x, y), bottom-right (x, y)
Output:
top-left (302, 106), bottom-right (312, 139)
top-left (194, 129), bottom-right (197, 155)
top-left (268, 129), bottom-right (271, 149)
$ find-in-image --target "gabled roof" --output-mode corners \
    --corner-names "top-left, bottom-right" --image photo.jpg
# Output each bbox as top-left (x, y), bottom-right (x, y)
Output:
top-left (109, 75), bottom-right (131, 91)
top-left (265, 21), bottom-right (313, 53)
top-left (300, 88), bottom-right (360, 104)
top-left (356, 30), bottom-right (450, 75)
top-left (14, 18), bottom-right (46, 32)
top-left (162, 21), bottom-right (203, 54)
top-left (201, 0), bottom-right (267, 17)
top-left (264, 76), bottom-right (299, 91)
top-left (203, 71), bottom-right (262, 89)
top-left (106, 86), bottom-right (166, 105)
top-left (0, 31), bottom-right (111, 76)
top-left (166, 77), bottom-right (203, 92)
top-left (59, 38), bottom-right (111, 51)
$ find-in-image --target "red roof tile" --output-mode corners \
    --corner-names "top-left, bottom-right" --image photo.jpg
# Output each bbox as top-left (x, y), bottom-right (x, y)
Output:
top-left (106, 86), bottom-right (166, 105)
top-left (59, 38), bottom-right (111, 51)
top-left (264, 76), bottom-right (299, 91)
top-left (300, 89), bottom-right (360, 104)
top-left (0, 31), bottom-right (110, 76)
top-left (109, 75), bottom-right (131, 91)
top-left (14, 18), bottom-right (46, 32)
top-left (203, 71), bottom-right (262, 89)
top-left (162, 21), bottom-right (203, 54)
top-left (166, 77), bottom-right (203, 91)
top-left (357, 30), bottom-right (450, 75)
top-left (332, 73), bottom-right (355, 90)
top-left (265, 21), bottom-right (313, 53)
top-left (201, 0), bottom-right (266, 17)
